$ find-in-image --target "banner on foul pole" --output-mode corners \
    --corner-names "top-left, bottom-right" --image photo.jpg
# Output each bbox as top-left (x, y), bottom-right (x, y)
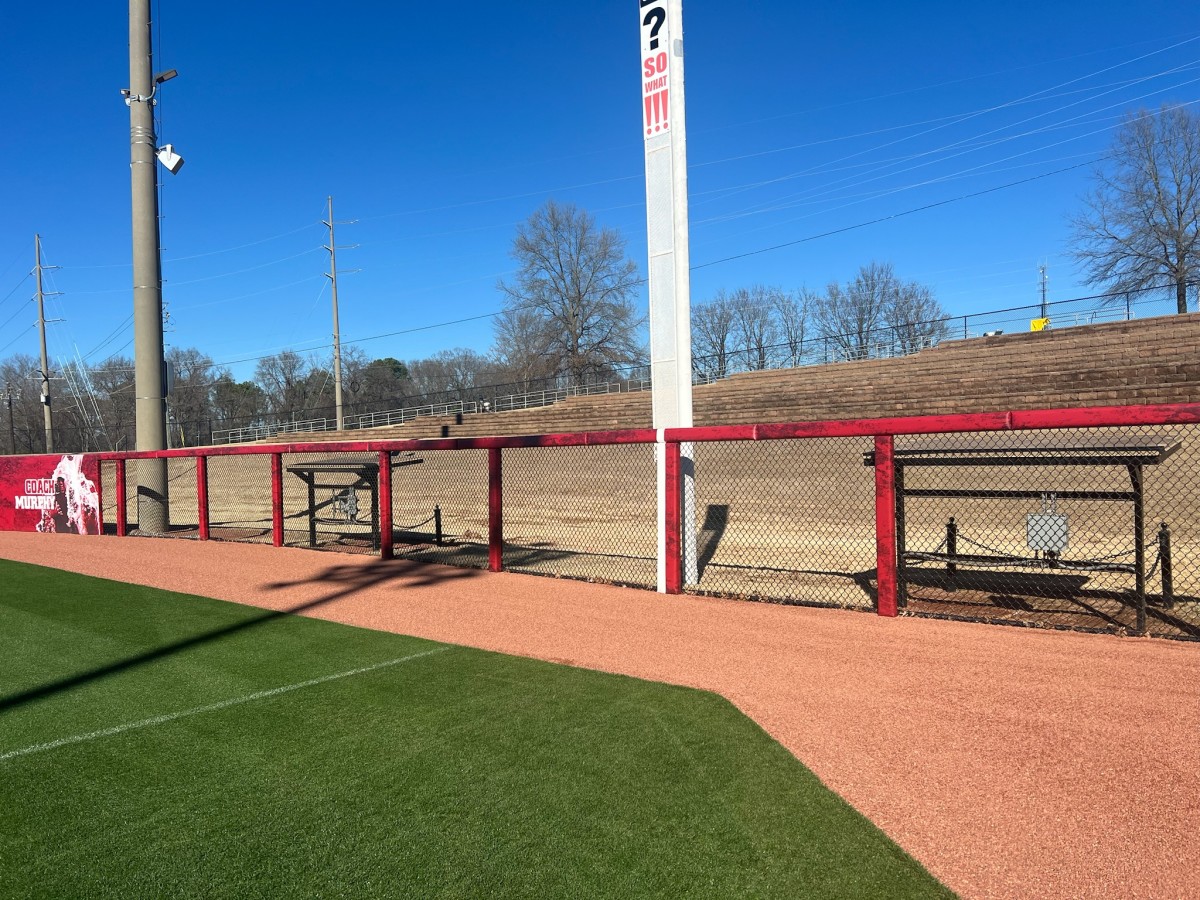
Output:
top-left (640, 0), bottom-right (697, 591)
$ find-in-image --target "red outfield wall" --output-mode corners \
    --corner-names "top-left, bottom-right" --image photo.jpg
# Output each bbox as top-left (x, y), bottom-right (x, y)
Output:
top-left (5, 403), bottom-right (1200, 635)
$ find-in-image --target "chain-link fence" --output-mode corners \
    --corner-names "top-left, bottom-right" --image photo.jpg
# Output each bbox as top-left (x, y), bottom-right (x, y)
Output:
top-left (204, 453), bottom-right (273, 545)
top-left (76, 408), bottom-right (1200, 642)
top-left (881, 425), bottom-right (1199, 639)
top-left (502, 444), bottom-right (657, 589)
top-left (387, 449), bottom-right (490, 569)
top-left (685, 438), bottom-right (878, 610)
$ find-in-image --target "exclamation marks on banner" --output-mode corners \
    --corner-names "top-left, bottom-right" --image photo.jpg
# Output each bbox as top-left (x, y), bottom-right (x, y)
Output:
top-left (645, 88), bottom-right (669, 135)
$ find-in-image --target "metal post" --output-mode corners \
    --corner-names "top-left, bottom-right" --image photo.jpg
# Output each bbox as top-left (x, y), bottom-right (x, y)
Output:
top-left (434, 505), bottom-right (443, 546)
top-left (1129, 464), bottom-right (1146, 635)
top-left (271, 453), bottom-right (283, 548)
top-left (874, 435), bottom-right (898, 617)
top-left (128, 0), bottom-right (168, 533)
top-left (488, 448), bottom-right (503, 572)
top-left (664, 440), bottom-right (683, 594)
top-left (34, 235), bottom-right (54, 453)
top-left (324, 196), bottom-right (345, 431)
top-left (196, 455), bottom-right (209, 540)
top-left (115, 459), bottom-right (128, 537)
top-left (1, 387), bottom-right (16, 454)
top-left (378, 450), bottom-right (393, 560)
top-left (946, 517), bottom-right (957, 592)
top-left (1158, 523), bottom-right (1173, 610)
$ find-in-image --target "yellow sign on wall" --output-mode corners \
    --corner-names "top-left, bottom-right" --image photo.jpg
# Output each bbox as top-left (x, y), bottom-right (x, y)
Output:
top-left (1031, 317), bottom-right (1051, 332)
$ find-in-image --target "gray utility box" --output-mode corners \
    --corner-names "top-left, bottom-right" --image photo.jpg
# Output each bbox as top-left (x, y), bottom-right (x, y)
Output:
top-left (1027, 512), bottom-right (1069, 554)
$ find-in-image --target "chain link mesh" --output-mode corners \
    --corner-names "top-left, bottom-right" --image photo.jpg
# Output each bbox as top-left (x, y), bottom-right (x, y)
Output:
top-left (685, 439), bottom-right (878, 610)
top-left (889, 425), bottom-right (1198, 639)
top-left (387, 449), bottom-right (490, 569)
top-left (503, 445), bottom-right (657, 588)
top-left (205, 453), bottom-right (273, 544)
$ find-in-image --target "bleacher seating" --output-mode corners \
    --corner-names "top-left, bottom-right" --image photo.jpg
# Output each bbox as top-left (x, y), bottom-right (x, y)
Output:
top-left (271, 312), bottom-right (1200, 443)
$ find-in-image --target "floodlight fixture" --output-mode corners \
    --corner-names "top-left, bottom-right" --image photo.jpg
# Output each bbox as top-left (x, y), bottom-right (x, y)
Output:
top-left (154, 69), bottom-right (178, 85)
top-left (156, 143), bottom-right (184, 174)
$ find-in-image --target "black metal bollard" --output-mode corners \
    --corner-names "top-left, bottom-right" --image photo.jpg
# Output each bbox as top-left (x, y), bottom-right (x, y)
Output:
top-left (946, 517), bottom-right (957, 592)
top-left (434, 505), bottom-right (443, 546)
top-left (1158, 523), bottom-right (1173, 609)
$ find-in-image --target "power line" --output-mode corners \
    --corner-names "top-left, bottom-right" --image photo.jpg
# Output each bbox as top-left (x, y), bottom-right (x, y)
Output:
top-left (690, 158), bottom-right (1101, 271)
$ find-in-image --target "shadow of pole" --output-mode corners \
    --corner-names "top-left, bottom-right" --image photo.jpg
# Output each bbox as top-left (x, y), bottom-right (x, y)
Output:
top-left (0, 558), bottom-right (479, 714)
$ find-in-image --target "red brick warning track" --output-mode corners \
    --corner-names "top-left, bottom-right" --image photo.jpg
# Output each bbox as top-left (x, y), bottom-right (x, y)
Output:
top-left (3, 532), bottom-right (1196, 900)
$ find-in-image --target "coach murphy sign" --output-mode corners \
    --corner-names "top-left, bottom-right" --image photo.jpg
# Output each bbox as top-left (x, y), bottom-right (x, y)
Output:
top-left (0, 454), bottom-right (101, 534)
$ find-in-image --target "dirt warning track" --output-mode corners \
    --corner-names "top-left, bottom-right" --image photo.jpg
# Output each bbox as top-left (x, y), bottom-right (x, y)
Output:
top-left (3, 531), bottom-right (1196, 900)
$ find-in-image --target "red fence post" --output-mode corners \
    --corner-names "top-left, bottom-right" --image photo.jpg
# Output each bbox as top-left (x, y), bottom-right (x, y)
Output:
top-left (378, 450), bottom-right (393, 560)
top-left (488, 447), bottom-right (503, 573)
top-left (115, 459), bottom-right (128, 537)
top-left (874, 434), bottom-right (899, 617)
top-left (196, 455), bottom-right (209, 541)
top-left (664, 440), bottom-right (683, 594)
top-left (94, 456), bottom-right (104, 536)
top-left (271, 452), bottom-right (284, 548)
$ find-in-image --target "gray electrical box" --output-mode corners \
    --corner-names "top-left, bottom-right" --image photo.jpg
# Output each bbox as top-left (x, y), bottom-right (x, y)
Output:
top-left (1027, 512), bottom-right (1069, 553)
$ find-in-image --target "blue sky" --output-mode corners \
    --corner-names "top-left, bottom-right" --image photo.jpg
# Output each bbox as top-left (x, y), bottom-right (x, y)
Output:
top-left (2, 1), bottom-right (1197, 382)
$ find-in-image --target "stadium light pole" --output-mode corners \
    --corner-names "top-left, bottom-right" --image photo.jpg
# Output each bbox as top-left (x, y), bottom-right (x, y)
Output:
top-left (126, 0), bottom-right (174, 532)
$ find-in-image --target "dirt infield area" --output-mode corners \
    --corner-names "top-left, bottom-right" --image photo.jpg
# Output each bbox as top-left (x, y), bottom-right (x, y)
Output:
top-left (3, 532), bottom-right (1196, 900)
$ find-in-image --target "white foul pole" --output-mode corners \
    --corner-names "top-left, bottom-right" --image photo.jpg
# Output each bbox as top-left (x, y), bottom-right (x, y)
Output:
top-left (640, 0), bottom-right (697, 591)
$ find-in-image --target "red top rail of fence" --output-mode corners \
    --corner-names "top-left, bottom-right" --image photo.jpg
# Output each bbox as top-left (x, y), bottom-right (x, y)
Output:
top-left (92, 403), bottom-right (1200, 461)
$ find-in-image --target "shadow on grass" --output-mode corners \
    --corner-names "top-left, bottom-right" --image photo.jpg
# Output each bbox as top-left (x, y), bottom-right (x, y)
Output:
top-left (0, 557), bottom-right (479, 714)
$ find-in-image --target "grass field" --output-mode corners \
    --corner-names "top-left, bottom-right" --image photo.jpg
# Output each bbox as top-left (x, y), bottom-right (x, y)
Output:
top-left (0, 559), bottom-right (951, 899)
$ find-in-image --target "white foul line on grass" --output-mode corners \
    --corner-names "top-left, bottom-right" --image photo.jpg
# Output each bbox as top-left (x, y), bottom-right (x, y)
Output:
top-left (0, 647), bottom-right (450, 764)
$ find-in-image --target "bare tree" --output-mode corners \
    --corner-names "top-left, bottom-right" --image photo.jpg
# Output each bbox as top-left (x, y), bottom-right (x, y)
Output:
top-left (691, 290), bottom-right (737, 378)
top-left (88, 356), bottom-right (138, 450)
top-left (814, 262), bottom-right (894, 359)
top-left (0, 354), bottom-right (48, 452)
top-left (887, 282), bottom-right (948, 353)
top-left (341, 347), bottom-right (411, 415)
top-left (166, 347), bottom-right (217, 446)
top-left (776, 288), bottom-right (813, 368)
top-left (254, 350), bottom-right (332, 421)
top-left (492, 305), bottom-right (558, 392)
top-left (406, 349), bottom-right (492, 401)
top-left (1071, 105), bottom-right (1200, 315)
top-left (732, 285), bottom-right (782, 371)
top-left (498, 200), bottom-right (643, 387)
top-left (211, 375), bottom-right (266, 428)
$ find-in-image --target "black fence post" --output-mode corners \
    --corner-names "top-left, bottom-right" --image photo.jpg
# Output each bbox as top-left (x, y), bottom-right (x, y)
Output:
top-left (1158, 523), bottom-right (1173, 609)
top-left (946, 517), bottom-right (957, 592)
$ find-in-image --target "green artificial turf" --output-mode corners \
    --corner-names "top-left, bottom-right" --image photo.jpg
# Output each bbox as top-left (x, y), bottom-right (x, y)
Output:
top-left (0, 558), bottom-right (953, 899)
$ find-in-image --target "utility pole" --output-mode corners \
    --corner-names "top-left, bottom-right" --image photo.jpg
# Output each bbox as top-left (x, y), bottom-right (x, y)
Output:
top-left (1038, 264), bottom-right (1049, 320)
top-left (127, 0), bottom-right (169, 531)
top-left (323, 197), bottom-right (357, 431)
top-left (1, 385), bottom-right (16, 455)
top-left (34, 234), bottom-right (55, 452)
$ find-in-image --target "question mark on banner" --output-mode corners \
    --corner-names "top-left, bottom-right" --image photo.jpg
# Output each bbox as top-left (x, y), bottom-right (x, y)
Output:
top-left (643, 6), bottom-right (666, 50)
